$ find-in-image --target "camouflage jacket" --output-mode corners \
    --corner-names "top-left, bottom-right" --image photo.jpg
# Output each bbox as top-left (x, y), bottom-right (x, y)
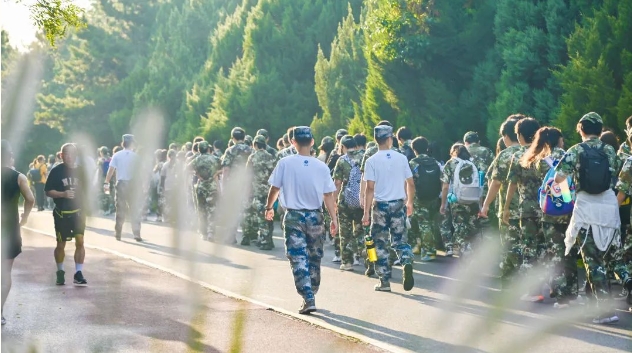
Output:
top-left (212, 149), bottom-right (223, 158)
top-left (265, 145), bottom-right (278, 158)
top-left (467, 143), bottom-right (494, 176)
top-left (246, 150), bottom-right (276, 197)
top-left (191, 153), bottom-right (221, 191)
top-left (332, 149), bottom-right (363, 204)
top-left (555, 137), bottom-right (618, 192)
top-left (221, 142), bottom-right (253, 169)
top-left (277, 146), bottom-right (297, 160)
top-left (361, 145), bottom-right (399, 173)
top-left (616, 156), bottom-right (632, 194)
top-left (487, 144), bottom-right (521, 219)
top-left (507, 145), bottom-right (542, 219)
top-left (618, 142), bottom-right (631, 160)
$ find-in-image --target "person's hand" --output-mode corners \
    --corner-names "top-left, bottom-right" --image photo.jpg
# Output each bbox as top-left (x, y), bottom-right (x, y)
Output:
top-left (360, 195), bottom-right (365, 209)
top-left (440, 203), bottom-right (447, 215)
top-left (362, 213), bottom-right (370, 226)
top-left (406, 202), bottom-right (413, 217)
top-left (65, 189), bottom-right (76, 199)
top-left (330, 219), bottom-right (338, 236)
top-left (104, 183), bottom-right (110, 193)
top-left (502, 209), bottom-right (510, 225)
top-left (478, 205), bottom-right (489, 219)
top-left (19, 213), bottom-right (28, 226)
top-left (265, 208), bottom-right (274, 221)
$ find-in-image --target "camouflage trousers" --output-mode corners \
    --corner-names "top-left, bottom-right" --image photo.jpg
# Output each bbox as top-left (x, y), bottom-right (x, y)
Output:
top-left (500, 218), bottom-right (521, 286)
top-left (194, 182), bottom-right (218, 239)
top-left (542, 222), bottom-right (578, 301)
top-left (337, 203), bottom-right (364, 265)
top-left (500, 217), bottom-right (543, 287)
top-left (409, 199), bottom-right (439, 253)
top-left (242, 195), bottom-right (273, 247)
top-left (115, 181), bottom-right (142, 237)
top-left (283, 210), bottom-right (325, 301)
top-left (440, 210), bottom-right (454, 247)
top-left (447, 203), bottom-right (478, 251)
top-left (577, 228), bottom-right (617, 306)
top-left (99, 181), bottom-right (115, 214)
top-left (608, 225), bottom-right (632, 287)
top-left (370, 200), bottom-right (413, 282)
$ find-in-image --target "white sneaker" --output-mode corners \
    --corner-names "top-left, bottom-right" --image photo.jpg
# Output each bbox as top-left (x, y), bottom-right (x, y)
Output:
top-left (340, 263), bottom-right (354, 271)
top-left (592, 315), bottom-right (619, 325)
top-left (332, 256), bottom-right (341, 263)
top-left (520, 294), bottom-right (544, 302)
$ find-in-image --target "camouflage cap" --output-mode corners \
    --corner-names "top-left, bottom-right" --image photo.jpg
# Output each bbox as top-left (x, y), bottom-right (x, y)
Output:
top-left (256, 129), bottom-right (269, 138)
top-left (579, 112), bottom-right (603, 124)
top-left (463, 131), bottom-right (479, 143)
top-left (198, 141), bottom-right (210, 151)
top-left (253, 135), bottom-right (267, 145)
top-left (335, 129), bottom-right (349, 140)
top-left (122, 134), bottom-right (135, 143)
top-left (374, 125), bottom-right (393, 139)
top-left (293, 126), bottom-right (313, 141)
top-left (245, 135), bottom-right (253, 143)
top-left (319, 136), bottom-right (334, 146)
top-left (340, 135), bottom-right (356, 148)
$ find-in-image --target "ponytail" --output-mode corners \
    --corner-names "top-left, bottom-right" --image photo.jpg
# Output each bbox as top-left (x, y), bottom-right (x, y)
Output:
top-left (520, 127), bottom-right (562, 168)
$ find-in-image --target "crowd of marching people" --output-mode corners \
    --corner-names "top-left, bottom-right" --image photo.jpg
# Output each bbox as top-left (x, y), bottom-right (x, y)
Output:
top-left (3, 111), bottom-right (632, 323)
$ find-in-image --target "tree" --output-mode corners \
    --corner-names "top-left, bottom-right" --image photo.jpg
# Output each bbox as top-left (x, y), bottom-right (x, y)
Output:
top-left (26, 0), bottom-right (86, 47)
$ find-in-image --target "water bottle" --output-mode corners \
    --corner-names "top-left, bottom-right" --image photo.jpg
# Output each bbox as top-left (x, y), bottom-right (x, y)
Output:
top-left (559, 178), bottom-right (572, 203)
top-left (365, 226), bottom-right (378, 263)
top-left (479, 171), bottom-right (485, 188)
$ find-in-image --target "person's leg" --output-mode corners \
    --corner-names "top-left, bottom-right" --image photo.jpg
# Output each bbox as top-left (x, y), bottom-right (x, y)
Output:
top-left (114, 183), bottom-right (126, 239)
top-left (352, 208), bottom-right (365, 261)
top-left (371, 202), bottom-right (392, 286)
top-left (305, 211), bottom-right (325, 295)
top-left (283, 211), bottom-right (313, 304)
top-left (501, 218), bottom-right (521, 289)
top-left (418, 203), bottom-right (436, 259)
top-left (74, 235), bottom-right (85, 268)
top-left (2, 259), bottom-right (15, 314)
top-left (54, 239), bottom-right (67, 285)
top-left (338, 204), bottom-right (354, 267)
top-left (389, 200), bottom-right (414, 291)
top-left (256, 197), bottom-right (273, 249)
top-left (241, 198), bottom-right (257, 245)
top-left (578, 228), bottom-right (615, 318)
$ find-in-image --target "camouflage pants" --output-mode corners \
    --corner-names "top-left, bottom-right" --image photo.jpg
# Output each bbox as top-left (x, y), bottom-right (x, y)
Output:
top-left (447, 203), bottom-right (478, 251)
top-left (115, 181), bottom-right (141, 237)
top-left (609, 225), bottom-right (632, 286)
top-left (99, 181), bottom-right (114, 214)
top-left (409, 200), bottom-right (439, 253)
top-left (243, 196), bottom-right (272, 247)
top-left (542, 222), bottom-right (578, 301)
top-left (283, 210), bottom-right (325, 301)
top-left (195, 182), bottom-right (217, 239)
top-left (337, 203), bottom-right (364, 265)
top-left (370, 200), bottom-right (413, 282)
top-left (577, 228), bottom-right (616, 306)
top-left (440, 210), bottom-right (454, 247)
top-left (500, 218), bottom-right (521, 286)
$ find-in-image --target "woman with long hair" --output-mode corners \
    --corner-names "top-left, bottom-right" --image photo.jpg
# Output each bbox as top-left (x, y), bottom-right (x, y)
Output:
top-left (439, 143), bottom-right (479, 257)
top-left (520, 126), bottom-right (578, 308)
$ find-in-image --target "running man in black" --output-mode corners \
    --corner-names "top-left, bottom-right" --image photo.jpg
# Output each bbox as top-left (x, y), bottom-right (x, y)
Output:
top-left (1, 140), bottom-right (35, 325)
top-left (45, 143), bottom-right (88, 286)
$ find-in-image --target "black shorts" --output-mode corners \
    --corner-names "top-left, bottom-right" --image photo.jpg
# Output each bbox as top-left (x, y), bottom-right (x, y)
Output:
top-left (53, 209), bottom-right (86, 242)
top-left (2, 229), bottom-right (22, 260)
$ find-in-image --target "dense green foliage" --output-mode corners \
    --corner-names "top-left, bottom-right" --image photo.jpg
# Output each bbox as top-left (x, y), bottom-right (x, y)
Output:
top-left (3, 0), bottom-right (631, 158)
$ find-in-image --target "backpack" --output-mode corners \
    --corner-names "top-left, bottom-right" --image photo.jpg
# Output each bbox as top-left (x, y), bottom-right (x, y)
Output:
top-left (342, 155), bottom-right (362, 208)
top-left (538, 157), bottom-right (575, 216)
top-left (578, 142), bottom-right (611, 194)
top-left (412, 156), bottom-right (441, 201)
top-left (451, 158), bottom-right (481, 204)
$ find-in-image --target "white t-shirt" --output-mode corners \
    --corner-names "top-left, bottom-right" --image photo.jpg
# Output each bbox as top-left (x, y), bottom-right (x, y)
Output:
top-left (109, 149), bottom-right (138, 181)
top-left (363, 150), bottom-right (412, 202)
top-left (269, 155), bottom-right (336, 210)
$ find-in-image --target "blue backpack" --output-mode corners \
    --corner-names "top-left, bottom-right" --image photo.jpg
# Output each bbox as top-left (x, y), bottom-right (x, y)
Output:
top-left (538, 157), bottom-right (575, 216)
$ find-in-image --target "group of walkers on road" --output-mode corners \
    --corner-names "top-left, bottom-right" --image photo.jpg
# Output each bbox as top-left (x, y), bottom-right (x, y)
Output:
top-left (2, 110), bottom-right (631, 325)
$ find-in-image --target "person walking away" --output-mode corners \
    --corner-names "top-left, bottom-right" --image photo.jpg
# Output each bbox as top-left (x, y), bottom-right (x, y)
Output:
top-left (34, 155), bottom-right (47, 211)
top-left (333, 135), bottom-right (364, 270)
top-left (265, 126), bottom-right (338, 314)
top-left (95, 147), bottom-right (113, 215)
top-left (243, 135), bottom-right (277, 249)
top-left (45, 143), bottom-right (88, 287)
top-left (479, 115), bottom-right (524, 289)
top-left (104, 134), bottom-right (142, 242)
top-left (1, 140), bottom-right (35, 325)
top-left (554, 112), bottom-right (622, 324)
top-left (362, 125), bottom-right (416, 292)
top-left (463, 132), bottom-right (494, 228)
top-left (159, 149), bottom-right (177, 223)
top-left (396, 127), bottom-right (415, 161)
top-left (317, 136), bottom-right (335, 163)
top-left (189, 141), bottom-right (221, 241)
top-left (46, 154), bottom-right (55, 209)
top-left (409, 136), bottom-right (442, 261)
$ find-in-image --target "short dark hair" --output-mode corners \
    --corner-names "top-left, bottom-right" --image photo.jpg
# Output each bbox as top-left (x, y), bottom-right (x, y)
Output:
top-left (377, 120), bottom-right (392, 127)
top-left (600, 131), bottom-right (620, 151)
top-left (392, 137), bottom-right (399, 149)
top-left (577, 120), bottom-right (602, 136)
top-left (506, 113), bottom-right (527, 122)
top-left (376, 137), bottom-right (390, 145)
top-left (122, 140), bottom-right (133, 149)
top-left (353, 134), bottom-right (367, 147)
top-left (213, 140), bottom-right (224, 150)
top-left (396, 126), bottom-right (413, 141)
top-left (411, 137), bottom-right (429, 155)
top-left (193, 136), bottom-right (204, 144)
top-left (199, 144), bottom-right (210, 154)
top-left (500, 119), bottom-right (519, 142)
top-left (254, 141), bottom-right (266, 150)
top-left (515, 118), bottom-right (540, 144)
top-left (192, 142), bottom-right (200, 153)
top-left (282, 133), bottom-right (289, 145)
top-left (287, 127), bottom-right (295, 140)
top-left (232, 128), bottom-right (245, 141)
top-left (450, 143), bottom-right (471, 160)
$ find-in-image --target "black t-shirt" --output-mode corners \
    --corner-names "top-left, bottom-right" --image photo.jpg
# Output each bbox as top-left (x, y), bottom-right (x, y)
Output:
top-left (45, 163), bottom-right (82, 211)
top-left (2, 166), bottom-right (21, 236)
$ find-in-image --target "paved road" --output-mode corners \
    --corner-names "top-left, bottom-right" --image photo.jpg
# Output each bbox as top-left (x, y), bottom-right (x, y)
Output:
top-left (1, 230), bottom-right (382, 353)
top-left (14, 211), bottom-right (632, 352)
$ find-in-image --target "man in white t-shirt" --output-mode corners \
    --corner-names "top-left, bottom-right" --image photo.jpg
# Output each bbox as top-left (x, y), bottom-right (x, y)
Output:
top-left (265, 126), bottom-right (338, 315)
top-left (362, 125), bottom-right (416, 292)
top-left (104, 134), bottom-right (142, 242)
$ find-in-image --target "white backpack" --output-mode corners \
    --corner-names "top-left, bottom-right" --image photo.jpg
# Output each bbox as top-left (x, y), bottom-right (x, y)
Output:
top-left (452, 158), bottom-right (481, 204)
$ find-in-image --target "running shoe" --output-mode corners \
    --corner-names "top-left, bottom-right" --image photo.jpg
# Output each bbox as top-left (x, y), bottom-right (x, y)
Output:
top-left (73, 271), bottom-right (88, 287)
top-left (412, 244), bottom-right (422, 255)
top-left (420, 253), bottom-right (436, 262)
top-left (353, 255), bottom-right (361, 266)
top-left (365, 267), bottom-right (376, 278)
top-left (592, 314), bottom-right (619, 325)
top-left (393, 259), bottom-right (401, 266)
top-left (56, 270), bottom-right (65, 285)
top-left (374, 280), bottom-right (391, 292)
top-left (115, 233), bottom-right (121, 241)
top-left (403, 263), bottom-right (414, 291)
top-left (134, 235), bottom-right (143, 242)
top-left (340, 263), bottom-right (354, 271)
top-left (298, 300), bottom-right (317, 315)
top-left (445, 244), bottom-right (454, 257)
top-left (332, 255), bottom-right (341, 263)
top-left (520, 294), bottom-right (545, 302)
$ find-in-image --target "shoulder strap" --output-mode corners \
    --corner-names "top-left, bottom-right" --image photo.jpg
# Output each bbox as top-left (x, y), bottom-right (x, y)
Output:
top-left (543, 156), bottom-right (554, 169)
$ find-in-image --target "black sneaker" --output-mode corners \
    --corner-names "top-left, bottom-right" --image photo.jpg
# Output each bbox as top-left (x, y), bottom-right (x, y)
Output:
top-left (240, 238), bottom-right (250, 246)
top-left (403, 263), bottom-right (414, 291)
top-left (56, 270), bottom-right (65, 285)
top-left (73, 271), bottom-right (88, 287)
top-left (299, 299), bottom-right (317, 315)
top-left (115, 233), bottom-right (121, 241)
top-left (134, 235), bottom-right (143, 242)
top-left (1, 316), bottom-right (5, 325)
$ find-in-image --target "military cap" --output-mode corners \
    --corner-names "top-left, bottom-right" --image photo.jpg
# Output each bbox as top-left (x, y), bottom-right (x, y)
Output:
top-left (245, 135), bottom-right (253, 143)
top-left (340, 135), bottom-right (357, 148)
top-left (374, 125), bottom-right (393, 139)
top-left (463, 131), bottom-right (479, 143)
top-left (198, 141), bottom-right (210, 151)
top-left (335, 129), bottom-right (349, 140)
top-left (254, 135), bottom-right (267, 145)
top-left (122, 134), bottom-right (135, 143)
top-left (256, 129), bottom-right (269, 138)
top-left (293, 126), bottom-right (313, 141)
top-left (579, 112), bottom-right (603, 124)
top-left (319, 136), bottom-right (335, 149)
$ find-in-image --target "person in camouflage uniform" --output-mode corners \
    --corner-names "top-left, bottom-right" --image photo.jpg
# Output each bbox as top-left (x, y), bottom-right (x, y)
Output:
top-left (396, 127), bottom-right (415, 161)
top-left (256, 129), bottom-right (278, 157)
top-left (277, 127), bottom-right (298, 160)
top-left (189, 141), bottom-right (221, 241)
top-left (332, 135), bottom-right (364, 270)
top-left (555, 112), bottom-right (622, 324)
top-left (96, 146), bottom-right (114, 215)
top-left (480, 116), bottom-right (524, 288)
top-left (221, 127), bottom-right (254, 177)
top-left (520, 126), bottom-right (579, 306)
top-left (464, 131), bottom-right (494, 228)
top-left (408, 136), bottom-right (441, 261)
top-left (504, 118), bottom-right (544, 299)
top-left (243, 135), bottom-right (277, 249)
top-left (212, 140), bottom-right (224, 159)
top-left (614, 153), bottom-right (632, 309)
top-left (440, 143), bottom-right (479, 257)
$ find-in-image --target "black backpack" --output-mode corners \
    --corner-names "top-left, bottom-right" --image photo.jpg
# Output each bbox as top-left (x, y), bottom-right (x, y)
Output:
top-left (578, 142), bottom-right (611, 194)
top-left (401, 144), bottom-right (415, 161)
top-left (412, 156), bottom-right (442, 201)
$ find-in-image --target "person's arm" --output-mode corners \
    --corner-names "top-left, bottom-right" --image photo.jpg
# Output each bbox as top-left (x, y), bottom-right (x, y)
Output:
top-left (334, 179), bottom-right (342, 203)
top-left (360, 179), bottom-right (366, 209)
top-left (362, 180), bottom-right (375, 225)
top-left (480, 179), bottom-right (502, 218)
top-left (265, 186), bottom-right (281, 221)
top-left (405, 177), bottom-right (415, 217)
top-left (502, 182), bottom-right (518, 225)
top-left (617, 191), bottom-right (627, 206)
top-left (324, 191), bottom-right (338, 235)
top-left (104, 166), bottom-right (116, 185)
top-left (440, 183), bottom-right (449, 214)
top-left (18, 174), bottom-right (35, 225)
